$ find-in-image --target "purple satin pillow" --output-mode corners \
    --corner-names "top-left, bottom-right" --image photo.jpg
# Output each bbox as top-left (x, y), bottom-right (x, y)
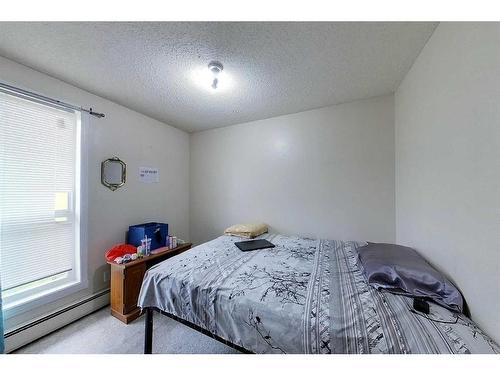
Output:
top-left (357, 243), bottom-right (463, 312)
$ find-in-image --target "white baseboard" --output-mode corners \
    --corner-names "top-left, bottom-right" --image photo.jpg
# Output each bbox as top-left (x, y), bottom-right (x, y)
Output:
top-left (4, 289), bottom-right (110, 353)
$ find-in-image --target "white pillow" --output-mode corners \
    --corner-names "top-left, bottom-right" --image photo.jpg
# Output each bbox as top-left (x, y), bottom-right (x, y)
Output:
top-left (224, 223), bottom-right (268, 238)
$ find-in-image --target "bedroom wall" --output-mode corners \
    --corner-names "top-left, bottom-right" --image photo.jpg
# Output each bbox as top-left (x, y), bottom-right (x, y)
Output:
top-left (395, 23), bottom-right (500, 342)
top-left (190, 95), bottom-right (395, 245)
top-left (0, 56), bottom-right (190, 334)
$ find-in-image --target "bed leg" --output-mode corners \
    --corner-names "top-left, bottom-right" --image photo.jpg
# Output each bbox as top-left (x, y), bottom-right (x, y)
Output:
top-left (144, 308), bottom-right (154, 354)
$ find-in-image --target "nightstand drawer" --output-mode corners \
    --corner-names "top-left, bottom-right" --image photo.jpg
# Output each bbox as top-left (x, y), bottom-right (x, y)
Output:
top-left (123, 263), bottom-right (146, 314)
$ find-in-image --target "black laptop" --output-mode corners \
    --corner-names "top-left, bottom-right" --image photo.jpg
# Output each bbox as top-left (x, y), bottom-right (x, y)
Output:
top-left (235, 239), bottom-right (275, 252)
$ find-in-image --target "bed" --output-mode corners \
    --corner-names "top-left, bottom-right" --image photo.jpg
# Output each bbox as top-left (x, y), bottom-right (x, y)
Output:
top-left (138, 233), bottom-right (500, 354)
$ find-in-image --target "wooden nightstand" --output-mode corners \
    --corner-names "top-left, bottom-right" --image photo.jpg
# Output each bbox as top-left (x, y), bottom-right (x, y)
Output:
top-left (107, 242), bottom-right (192, 324)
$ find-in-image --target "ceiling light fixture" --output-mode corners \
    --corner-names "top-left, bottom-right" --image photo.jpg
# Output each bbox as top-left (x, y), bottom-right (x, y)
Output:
top-left (208, 61), bottom-right (223, 90)
top-left (190, 61), bottom-right (232, 93)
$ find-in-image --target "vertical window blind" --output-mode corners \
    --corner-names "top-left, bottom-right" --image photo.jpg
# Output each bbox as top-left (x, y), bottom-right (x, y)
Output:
top-left (0, 90), bottom-right (80, 292)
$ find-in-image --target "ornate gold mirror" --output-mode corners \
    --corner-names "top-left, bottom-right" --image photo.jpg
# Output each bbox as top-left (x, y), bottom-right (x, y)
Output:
top-left (101, 157), bottom-right (126, 191)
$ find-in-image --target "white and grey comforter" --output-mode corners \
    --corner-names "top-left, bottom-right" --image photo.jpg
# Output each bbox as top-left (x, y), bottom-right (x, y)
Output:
top-left (138, 234), bottom-right (499, 354)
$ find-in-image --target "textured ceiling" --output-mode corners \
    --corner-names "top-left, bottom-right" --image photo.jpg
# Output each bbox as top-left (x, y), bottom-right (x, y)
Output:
top-left (0, 22), bottom-right (437, 132)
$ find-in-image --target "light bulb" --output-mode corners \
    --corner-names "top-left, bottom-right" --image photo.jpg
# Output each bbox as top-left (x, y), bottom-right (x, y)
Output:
top-left (190, 61), bottom-right (233, 93)
top-left (208, 61), bottom-right (223, 90)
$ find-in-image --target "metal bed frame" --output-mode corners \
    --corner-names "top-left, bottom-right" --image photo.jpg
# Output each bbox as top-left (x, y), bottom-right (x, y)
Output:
top-left (143, 307), bottom-right (253, 354)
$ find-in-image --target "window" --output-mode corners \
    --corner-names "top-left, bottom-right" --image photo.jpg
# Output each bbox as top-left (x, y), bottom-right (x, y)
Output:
top-left (0, 87), bottom-right (87, 317)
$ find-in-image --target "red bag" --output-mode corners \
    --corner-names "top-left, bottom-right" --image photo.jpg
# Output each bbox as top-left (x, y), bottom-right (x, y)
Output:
top-left (105, 243), bottom-right (137, 262)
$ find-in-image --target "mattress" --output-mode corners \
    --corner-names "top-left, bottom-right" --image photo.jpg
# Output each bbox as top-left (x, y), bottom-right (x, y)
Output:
top-left (137, 233), bottom-right (499, 354)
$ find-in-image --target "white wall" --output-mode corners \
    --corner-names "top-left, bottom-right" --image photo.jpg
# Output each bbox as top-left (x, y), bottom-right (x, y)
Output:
top-left (0, 56), bottom-right (190, 330)
top-left (395, 23), bottom-right (500, 343)
top-left (190, 95), bottom-right (395, 245)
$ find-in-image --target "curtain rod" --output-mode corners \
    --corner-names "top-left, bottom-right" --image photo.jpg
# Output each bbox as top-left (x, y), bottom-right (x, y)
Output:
top-left (0, 81), bottom-right (105, 118)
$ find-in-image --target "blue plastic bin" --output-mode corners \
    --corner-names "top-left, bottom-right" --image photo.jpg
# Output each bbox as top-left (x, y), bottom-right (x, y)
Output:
top-left (128, 222), bottom-right (168, 250)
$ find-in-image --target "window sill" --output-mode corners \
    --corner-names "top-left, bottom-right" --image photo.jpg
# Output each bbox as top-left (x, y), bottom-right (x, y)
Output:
top-left (2, 278), bottom-right (89, 320)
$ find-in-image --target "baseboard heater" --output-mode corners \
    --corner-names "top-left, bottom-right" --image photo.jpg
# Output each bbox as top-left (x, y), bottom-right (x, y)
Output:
top-left (4, 289), bottom-right (110, 353)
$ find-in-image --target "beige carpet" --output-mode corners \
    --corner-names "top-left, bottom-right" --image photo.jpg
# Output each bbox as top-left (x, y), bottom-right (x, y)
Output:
top-left (14, 307), bottom-right (238, 354)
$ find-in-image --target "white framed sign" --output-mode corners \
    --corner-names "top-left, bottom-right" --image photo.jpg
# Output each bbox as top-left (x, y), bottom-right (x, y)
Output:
top-left (139, 167), bottom-right (159, 183)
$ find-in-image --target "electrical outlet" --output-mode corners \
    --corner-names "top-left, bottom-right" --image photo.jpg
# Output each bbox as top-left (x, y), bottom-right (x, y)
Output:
top-left (103, 270), bottom-right (110, 283)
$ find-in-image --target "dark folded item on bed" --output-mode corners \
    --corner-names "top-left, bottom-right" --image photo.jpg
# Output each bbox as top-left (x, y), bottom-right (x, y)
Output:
top-left (234, 239), bottom-right (275, 251)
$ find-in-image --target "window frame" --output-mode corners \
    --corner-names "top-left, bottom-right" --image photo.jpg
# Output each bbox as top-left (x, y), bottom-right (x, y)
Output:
top-left (0, 91), bottom-right (89, 319)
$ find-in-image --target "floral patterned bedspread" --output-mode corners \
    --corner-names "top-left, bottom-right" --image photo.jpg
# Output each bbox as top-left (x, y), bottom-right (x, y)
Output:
top-left (138, 234), bottom-right (499, 354)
